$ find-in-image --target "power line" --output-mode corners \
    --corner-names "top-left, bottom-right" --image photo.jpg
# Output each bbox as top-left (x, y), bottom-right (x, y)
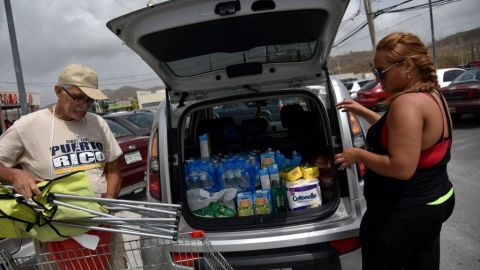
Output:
top-left (335, 8), bottom-right (429, 50)
top-left (333, 0), bottom-right (460, 48)
top-left (112, 0), bottom-right (132, 11)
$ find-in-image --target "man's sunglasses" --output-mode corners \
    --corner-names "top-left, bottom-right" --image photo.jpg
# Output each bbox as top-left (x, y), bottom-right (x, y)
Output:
top-left (371, 62), bottom-right (400, 81)
top-left (60, 85), bottom-right (94, 105)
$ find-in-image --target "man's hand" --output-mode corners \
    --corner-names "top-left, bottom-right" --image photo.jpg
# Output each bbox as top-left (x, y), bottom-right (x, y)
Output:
top-left (11, 169), bottom-right (43, 198)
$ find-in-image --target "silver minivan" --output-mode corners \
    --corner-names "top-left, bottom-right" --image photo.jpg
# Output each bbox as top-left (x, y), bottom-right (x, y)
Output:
top-left (108, 0), bottom-right (366, 269)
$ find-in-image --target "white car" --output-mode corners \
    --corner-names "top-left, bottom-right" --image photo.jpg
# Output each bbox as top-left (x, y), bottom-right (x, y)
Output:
top-left (436, 68), bottom-right (465, 88)
top-left (343, 79), bottom-right (373, 99)
top-left (108, 1), bottom-right (366, 269)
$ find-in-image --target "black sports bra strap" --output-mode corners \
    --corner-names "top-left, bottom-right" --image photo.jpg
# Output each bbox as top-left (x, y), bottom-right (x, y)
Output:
top-left (434, 90), bottom-right (453, 139)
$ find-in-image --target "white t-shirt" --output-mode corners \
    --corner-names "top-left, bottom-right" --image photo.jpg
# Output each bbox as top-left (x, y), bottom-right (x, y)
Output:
top-left (0, 108), bottom-right (123, 195)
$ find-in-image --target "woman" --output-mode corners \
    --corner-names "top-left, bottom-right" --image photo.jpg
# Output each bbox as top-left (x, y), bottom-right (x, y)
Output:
top-left (335, 32), bottom-right (455, 270)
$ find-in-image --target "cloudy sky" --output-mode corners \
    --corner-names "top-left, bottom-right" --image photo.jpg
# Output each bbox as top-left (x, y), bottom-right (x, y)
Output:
top-left (1, 0), bottom-right (479, 106)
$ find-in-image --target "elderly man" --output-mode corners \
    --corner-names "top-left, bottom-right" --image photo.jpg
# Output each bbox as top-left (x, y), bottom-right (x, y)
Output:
top-left (0, 64), bottom-right (122, 198)
top-left (0, 64), bottom-right (124, 268)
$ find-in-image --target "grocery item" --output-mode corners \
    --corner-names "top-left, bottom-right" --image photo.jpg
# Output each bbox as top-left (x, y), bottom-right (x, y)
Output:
top-left (300, 165), bottom-right (320, 180)
top-left (268, 164), bottom-right (280, 186)
top-left (259, 168), bottom-right (271, 190)
top-left (192, 201), bottom-right (236, 218)
top-left (280, 166), bottom-right (303, 182)
top-left (285, 178), bottom-right (322, 210)
top-left (237, 192), bottom-right (254, 217)
top-left (260, 149), bottom-right (276, 168)
top-left (319, 175), bottom-right (334, 201)
top-left (271, 186), bottom-right (289, 213)
top-left (199, 133), bottom-right (211, 158)
top-left (254, 190), bottom-right (272, 215)
top-left (291, 151), bottom-right (302, 166)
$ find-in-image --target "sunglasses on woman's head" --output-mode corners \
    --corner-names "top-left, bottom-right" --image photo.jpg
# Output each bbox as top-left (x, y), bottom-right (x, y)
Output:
top-left (371, 62), bottom-right (400, 81)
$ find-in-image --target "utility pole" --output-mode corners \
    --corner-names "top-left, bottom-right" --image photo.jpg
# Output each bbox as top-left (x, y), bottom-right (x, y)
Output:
top-left (4, 0), bottom-right (29, 115)
top-left (428, 0), bottom-right (437, 65)
top-left (364, 0), bottom-right (376, 50)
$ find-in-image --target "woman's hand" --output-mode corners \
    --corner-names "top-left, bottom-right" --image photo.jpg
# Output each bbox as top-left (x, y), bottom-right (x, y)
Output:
top-left (335, 148), bottom-right (358, 170)
top-left (336, 99), bottom-right (365, 114)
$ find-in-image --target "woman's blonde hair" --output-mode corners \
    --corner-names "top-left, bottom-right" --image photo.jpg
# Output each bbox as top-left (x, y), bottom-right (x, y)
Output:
top-left (376, 32), bottom-right (438, 103)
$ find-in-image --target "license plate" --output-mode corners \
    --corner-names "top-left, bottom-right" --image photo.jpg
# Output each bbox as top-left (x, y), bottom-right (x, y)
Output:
top-left (449, 107), bottom-right (456, 113)
top-left (124, 151), bottom-right (142, 164)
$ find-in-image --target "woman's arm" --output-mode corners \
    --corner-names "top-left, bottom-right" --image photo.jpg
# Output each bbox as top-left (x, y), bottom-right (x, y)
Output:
top-left (335, 95), bottom-right (423, 180)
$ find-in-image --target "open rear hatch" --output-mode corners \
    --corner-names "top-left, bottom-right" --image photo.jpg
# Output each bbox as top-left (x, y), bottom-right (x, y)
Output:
top-left (107, 0), bottom-right (350, 229)
top-left (107, 0), bottom-right (348, 101)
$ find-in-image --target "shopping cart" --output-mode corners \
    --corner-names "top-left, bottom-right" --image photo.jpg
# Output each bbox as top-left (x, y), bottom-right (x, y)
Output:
top-left (0, 176), bottom-right (233, 270)
top-left (1, 230), bottom-right (233, 270)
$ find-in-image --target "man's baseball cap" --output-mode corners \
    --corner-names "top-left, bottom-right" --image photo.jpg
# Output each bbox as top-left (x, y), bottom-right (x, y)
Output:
top-left (58, 64), bottom-right (108, 100)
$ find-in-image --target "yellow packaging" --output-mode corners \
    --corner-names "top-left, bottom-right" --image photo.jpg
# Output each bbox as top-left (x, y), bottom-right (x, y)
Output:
top-left (301, 166), bottom-right (320, 179)
top-left (280, 166), bottom-right (303, 182)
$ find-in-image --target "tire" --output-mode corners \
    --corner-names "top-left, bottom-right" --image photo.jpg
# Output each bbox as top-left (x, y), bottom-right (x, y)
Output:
top-left (450, 114), bottom-right (461, 121)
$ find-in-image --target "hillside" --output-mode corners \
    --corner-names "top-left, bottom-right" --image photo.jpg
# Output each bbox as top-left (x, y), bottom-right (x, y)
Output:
top-left (328, 27), bottom-right (480, 75)
top-left (102, 85), bottom-right (164, 101)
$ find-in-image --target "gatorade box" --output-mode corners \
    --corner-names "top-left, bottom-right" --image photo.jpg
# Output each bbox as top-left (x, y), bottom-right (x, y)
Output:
top-left (237, 192), bottom-right (254, 217)
top-left (254, 190), bottom-right (272, 215)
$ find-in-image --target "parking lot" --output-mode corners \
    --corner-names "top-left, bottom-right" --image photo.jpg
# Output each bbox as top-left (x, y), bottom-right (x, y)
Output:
top-left (440, 114), bottom-right (480, 270)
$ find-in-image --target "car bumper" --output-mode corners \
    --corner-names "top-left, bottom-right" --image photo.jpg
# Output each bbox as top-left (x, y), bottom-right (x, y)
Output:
top-left (223, 245), bottom-right (361, 270)
top-left (446, 98), bottom-right (480, 114)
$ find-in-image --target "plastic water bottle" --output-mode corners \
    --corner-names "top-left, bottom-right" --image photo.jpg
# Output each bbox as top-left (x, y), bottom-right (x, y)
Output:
top-left (268, 164), bottom-right (280, 187)
top-left (291, 151), bottom-right (302, 166)
top-left (224, 170), bottom-right (236, 189)
top-left (199, 133), bottom-right (211, 159)
top-left (259, 168), bottom-right (271, 190)
top-left (248, 156), bottom-right (260, 189)
top-left (199, 171), bottom-right (213, 190)
top-left (275, 150), bottom-right (285, 169)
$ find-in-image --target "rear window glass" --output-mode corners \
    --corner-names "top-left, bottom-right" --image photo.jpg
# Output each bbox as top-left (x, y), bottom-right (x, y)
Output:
top-left (126, 113), bottom-right (153, 128)
top-left (213, 97), bottom-right (303, 128)
top-left (443, 70), bottom-right (464, 82)
top-left (452, 68), bottom-right (480, 83)
top-left (140, 10), bottom-right (327, 77)
top-left (168, 42), bottom-right (316, 77)
top-left (361, 80), bottom-right (378, 90)
top-left (105, 119), bottom-right (133, 138)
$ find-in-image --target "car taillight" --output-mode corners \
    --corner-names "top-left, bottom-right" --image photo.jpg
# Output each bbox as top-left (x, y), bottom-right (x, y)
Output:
top-left (467, 89), bottom-right (480, 98)
top-left (170, 252), bottom-right (201, 267)
top-left (329, 237), bottom-right (360, 254)
top-left (148, 129), bottom-right (161, 200)
top-left (347, 112), bottom-right (366, 180)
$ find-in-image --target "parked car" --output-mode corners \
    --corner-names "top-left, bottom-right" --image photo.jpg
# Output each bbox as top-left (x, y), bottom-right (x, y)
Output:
top-left (355, 81), bottom-right (387, 111)
top-left (213, 99), bottom-right (282, 123)
top-left (103, 118), bottom-right (148, 197)
top-left (103, 111), bottom-right (153, 137)
top-left (108, 1), bottom-right (366, 269)
top-left (440, 67), bottom-right (480, 120)
top-left (436, 68), bottom-right (465, 88)
top-left (343, 79), bottom-right (372, 99)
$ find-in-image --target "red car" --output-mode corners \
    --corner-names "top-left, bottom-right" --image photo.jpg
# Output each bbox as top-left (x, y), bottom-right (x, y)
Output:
top-left (354, 81), bottom-right (388, 111)
top-left (440, 67), bottom-right (480, 120)
top-left (104, 118), bottom-right (148, 197)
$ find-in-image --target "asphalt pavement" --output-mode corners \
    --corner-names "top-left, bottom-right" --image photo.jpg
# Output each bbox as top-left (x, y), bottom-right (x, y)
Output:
top-left (441, 114), bottom-right (480, 270)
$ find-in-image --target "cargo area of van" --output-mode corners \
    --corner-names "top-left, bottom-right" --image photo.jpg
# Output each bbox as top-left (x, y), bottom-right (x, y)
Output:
top-left (175, 91), bottom-right (343, 230)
